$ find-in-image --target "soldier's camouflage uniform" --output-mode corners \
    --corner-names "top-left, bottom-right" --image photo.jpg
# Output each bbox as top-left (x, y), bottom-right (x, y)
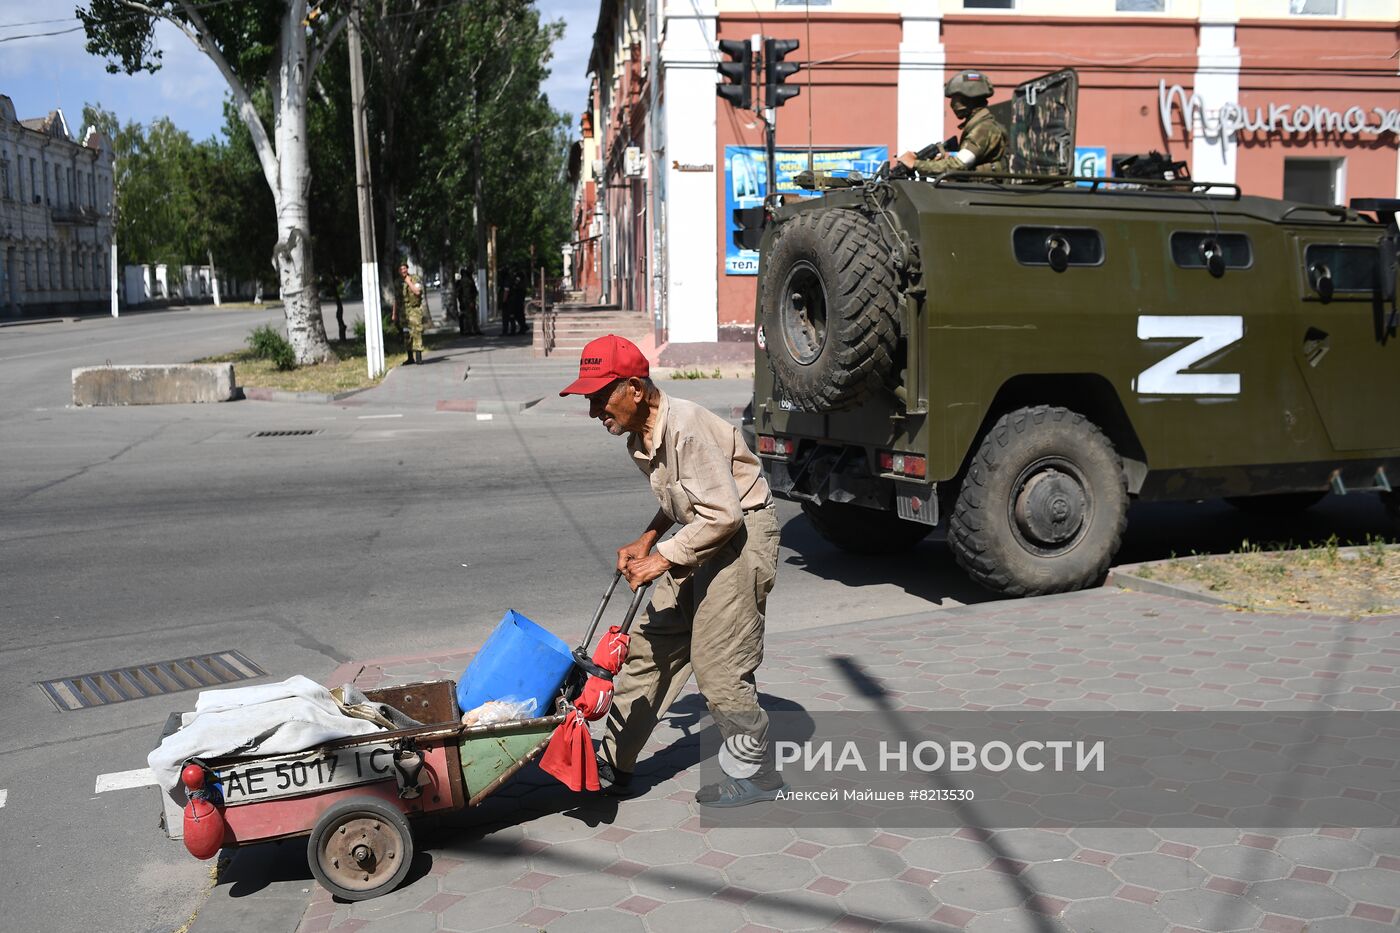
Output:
top-left (401, 275), bottom-right (425, 353)
top-left (916, 106), bottom-right (1009, 175)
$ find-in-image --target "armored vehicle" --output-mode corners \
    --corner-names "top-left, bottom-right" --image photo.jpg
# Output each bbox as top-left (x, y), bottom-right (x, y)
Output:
top-left (749, 74), bottom-right (1400, 597)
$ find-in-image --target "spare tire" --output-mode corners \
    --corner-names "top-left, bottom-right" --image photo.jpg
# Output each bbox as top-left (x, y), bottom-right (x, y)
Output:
top-left (761, 209), bottom-right (900, 411)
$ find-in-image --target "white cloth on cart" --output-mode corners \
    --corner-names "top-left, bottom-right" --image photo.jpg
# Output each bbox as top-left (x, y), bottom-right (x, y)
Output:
top-left (148, 675), bottom-right (384, 803)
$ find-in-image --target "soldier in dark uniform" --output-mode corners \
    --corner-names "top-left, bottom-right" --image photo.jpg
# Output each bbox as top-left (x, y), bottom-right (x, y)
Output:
top-left (456, 266), bottom-right (481, 336)
top-left (893, 69), bottom-right (1008, 176)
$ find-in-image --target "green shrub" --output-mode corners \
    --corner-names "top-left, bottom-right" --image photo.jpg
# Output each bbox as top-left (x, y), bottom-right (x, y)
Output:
top-left (246, 324), bottom-right (297, 371)
top-left (353, 318), bottom-right (367, 339)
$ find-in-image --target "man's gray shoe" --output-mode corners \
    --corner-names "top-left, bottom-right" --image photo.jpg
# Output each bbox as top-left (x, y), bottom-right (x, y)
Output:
top-left (696, 776), bottom-right (789, 808)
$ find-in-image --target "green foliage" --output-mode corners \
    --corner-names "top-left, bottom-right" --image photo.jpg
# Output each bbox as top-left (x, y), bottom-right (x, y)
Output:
top-left (392, 1), bottom-right (573, 279)
top-left (246, 324), bottom-right (296, 371)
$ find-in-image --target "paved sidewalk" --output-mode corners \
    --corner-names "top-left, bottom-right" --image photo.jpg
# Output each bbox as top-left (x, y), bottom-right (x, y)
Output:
top-left (191, 588), bottom-right (1400, 933)
top-left (318, 335), bottom-right (749, 421)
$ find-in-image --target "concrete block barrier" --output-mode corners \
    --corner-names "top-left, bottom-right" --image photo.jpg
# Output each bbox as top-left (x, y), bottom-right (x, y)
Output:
top-left (72, 364), bottom-right (239, 406)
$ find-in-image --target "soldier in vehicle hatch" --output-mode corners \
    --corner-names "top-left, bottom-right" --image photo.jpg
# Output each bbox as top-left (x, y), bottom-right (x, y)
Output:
top-left (892, 69), bottom-right (1008, 176)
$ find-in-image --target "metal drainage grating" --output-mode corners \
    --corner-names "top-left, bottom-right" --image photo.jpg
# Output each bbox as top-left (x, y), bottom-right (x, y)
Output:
top-left (38, 651), bottom-right (266, 711)
top-left (251, 429), bottom-right (321, 438)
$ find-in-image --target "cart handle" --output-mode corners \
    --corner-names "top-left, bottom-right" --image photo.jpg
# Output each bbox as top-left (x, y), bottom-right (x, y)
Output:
top-left (572, 575), bottom-right (652, 681)
top-left (577, 570), bottom-right (624, 652)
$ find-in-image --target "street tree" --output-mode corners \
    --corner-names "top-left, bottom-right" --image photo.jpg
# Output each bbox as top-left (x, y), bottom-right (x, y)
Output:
top-left (78, 0), bottom-right (351, 363)
top-left (396, 0), bottom-right (571, 319)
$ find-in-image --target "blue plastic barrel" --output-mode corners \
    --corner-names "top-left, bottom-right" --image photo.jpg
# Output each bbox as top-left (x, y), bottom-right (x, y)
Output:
top-left (456, 610), bottom-right (575, 717)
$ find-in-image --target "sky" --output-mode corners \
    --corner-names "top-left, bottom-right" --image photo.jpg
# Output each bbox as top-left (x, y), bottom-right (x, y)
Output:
top-left (0, 0), bottom-right (597, 141)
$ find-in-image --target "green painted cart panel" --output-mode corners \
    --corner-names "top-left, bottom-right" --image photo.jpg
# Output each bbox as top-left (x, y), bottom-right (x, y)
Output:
top-left (458, 714), bottom-right (566, 805)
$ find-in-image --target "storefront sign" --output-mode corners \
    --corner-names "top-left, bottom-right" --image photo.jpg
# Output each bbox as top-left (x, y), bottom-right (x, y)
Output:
top-left (723, 145), bottom-right (888, 276)
top-left (1074, 147), bottom-right (1107, 187)
top-left (1159, 81), bottom-right (1400, 144)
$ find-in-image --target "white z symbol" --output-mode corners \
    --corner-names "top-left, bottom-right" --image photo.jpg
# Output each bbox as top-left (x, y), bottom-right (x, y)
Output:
top-left (1134, 315), bottom-right (1244, 395)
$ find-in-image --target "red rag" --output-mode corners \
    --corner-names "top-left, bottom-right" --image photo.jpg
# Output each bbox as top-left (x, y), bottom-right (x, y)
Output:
top-left (593, 626), bottom-right (630, 675)
top-left (538, 709), bottom-right (599, 792)
top-left (574, 674), bottom-right (615, 721)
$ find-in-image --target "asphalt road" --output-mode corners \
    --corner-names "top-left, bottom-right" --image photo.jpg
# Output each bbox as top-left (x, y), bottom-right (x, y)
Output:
top-left (0, 305), bottom-right (1395, 933)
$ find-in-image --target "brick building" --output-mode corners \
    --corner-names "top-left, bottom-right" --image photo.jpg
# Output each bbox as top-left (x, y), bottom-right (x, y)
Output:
top-left (566, 0), bottom-right (1400, 362)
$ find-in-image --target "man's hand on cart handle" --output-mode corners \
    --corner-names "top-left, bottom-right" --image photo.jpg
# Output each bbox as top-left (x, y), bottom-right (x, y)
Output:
top-left (616, 530), bottom-right (660, 572)
top-left (623, 551), bottom-right (671, 590)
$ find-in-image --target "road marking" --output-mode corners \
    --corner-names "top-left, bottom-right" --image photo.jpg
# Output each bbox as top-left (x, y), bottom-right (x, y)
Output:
top-left (95, 768), bottom-right (158, 793)
top-left (476, 413), bottom-right (493, 421)
top-left (357, 413), bottom-right (403, 419)
top-left (0, 789), bottom-right (7, 808)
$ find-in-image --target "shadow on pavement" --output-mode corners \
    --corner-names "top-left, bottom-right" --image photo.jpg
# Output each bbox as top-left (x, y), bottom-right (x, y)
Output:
top-left (1119, 495), bottom-right (1396, 564)
top-left (778, 510), bottom-right (997, 607)
top-left (222, 839), bottom-right (313, 897)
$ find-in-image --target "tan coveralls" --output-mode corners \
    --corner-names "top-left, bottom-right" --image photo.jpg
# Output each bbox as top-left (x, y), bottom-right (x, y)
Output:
top-left (600, 393), bottom-right (780, 773)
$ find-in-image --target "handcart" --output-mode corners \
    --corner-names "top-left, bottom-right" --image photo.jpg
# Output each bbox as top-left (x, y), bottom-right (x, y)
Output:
top-left (159, 577), bottom-right (649, 901)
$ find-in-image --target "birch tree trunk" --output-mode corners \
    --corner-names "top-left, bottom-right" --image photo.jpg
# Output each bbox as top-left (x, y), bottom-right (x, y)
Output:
top-left (270, 6), bottom-right (332, 364)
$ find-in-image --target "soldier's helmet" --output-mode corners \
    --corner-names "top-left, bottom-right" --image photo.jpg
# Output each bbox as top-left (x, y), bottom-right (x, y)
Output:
top-left (944, 70), bottom-right (994, 100)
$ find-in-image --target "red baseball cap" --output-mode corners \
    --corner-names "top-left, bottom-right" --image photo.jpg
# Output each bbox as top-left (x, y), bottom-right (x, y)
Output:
top-left (559, 334), bottom-right (650, 396)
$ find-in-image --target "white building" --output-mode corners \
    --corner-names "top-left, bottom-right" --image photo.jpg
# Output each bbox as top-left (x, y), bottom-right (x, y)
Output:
top-left (0, 96), bottom-right (115, 318)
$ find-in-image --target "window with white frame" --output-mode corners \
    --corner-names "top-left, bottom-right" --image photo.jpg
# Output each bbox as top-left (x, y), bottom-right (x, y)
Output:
top-left (1290, 0), bottom-right (1339, 13)
top-left (1118, 0), bottom-right (1166, 10)
top-left (1284, 157), bottom-right (1345, 206)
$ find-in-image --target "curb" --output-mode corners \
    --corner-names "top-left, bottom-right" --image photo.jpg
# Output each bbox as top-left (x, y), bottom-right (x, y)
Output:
top-left (1106, 565), bottom-right (1235, 607)
top-left (0, 317), bottom-right (67, 328)
top-left (240, 385), bottom-right (372, 404)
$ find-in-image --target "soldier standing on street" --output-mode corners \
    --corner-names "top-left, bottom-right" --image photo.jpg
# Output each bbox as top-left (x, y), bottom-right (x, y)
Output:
top-left (893, 69), bottom-right (1008, 176)
top-left (560, 335), bottom-right (786, 808)
top-left (456, 267), bottom-right (481, 337)
top-left (397, 263), bottom-right (425, 365)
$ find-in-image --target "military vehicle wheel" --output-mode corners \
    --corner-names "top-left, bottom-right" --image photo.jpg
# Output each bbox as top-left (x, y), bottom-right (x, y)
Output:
top-left (761, 210), bottom-right (899, 411)
top-left (1224, 492), bottom-right (1327, 515)
top-left (950, 406), bottom-right (1128, 597)
top-left (802, 500), bottom-right (932, 554)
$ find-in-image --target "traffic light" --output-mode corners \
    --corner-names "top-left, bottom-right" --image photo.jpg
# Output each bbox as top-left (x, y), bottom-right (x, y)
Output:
top-left (764, 38), bottom-right (801, 108)
top-left (717, 39), bottom-right (752, 111)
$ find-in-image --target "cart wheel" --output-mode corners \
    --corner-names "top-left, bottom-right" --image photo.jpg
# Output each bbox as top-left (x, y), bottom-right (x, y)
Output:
top-left (307, 797), bottom-right (414, 901)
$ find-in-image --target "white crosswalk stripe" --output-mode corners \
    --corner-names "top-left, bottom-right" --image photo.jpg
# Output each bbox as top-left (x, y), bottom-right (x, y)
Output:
top-left (0, 789), bottom-right (7, 808)
top-left (94, 768), bottom-right (158, 793)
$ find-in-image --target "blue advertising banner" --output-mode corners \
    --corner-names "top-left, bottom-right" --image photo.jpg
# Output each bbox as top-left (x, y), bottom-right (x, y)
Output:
top-left (724, 145), bottom-right (888, 276)
top-left (1074, 146), bottom-right (1107, 187)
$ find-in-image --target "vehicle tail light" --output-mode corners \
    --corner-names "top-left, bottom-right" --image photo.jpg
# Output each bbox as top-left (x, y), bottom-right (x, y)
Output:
top-left (879, 450), bottom-right (927, 478)
top-left (757, 435), bottom-right (794, 458)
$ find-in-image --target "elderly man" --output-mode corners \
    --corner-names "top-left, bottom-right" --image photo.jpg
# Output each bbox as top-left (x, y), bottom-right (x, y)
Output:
top-left (560, 335), bottom-right (784, 807)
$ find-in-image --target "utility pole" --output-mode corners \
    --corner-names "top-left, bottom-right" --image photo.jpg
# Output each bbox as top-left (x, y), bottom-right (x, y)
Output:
top-left (348, 1), bottom-right (386, 377)
top-left (110, 156), bottom-right (119, 318)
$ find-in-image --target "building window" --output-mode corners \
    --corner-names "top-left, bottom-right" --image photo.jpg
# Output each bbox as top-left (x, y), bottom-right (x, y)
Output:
top-left (1290, 0), bottom-right (1339, 13)
top-left (1117, 0), bottom-right (1166, 9)
top-left (0, 154), bottom-right (10, 200)
top-left (1284, 157), bottom-right (1345, 206)
top-left (964, 0), bottom-right (1013, 8)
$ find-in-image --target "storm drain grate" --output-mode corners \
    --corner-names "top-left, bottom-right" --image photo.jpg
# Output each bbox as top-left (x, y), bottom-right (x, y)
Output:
top-left (38, 651), bottom-right (265, 711)
top-left (251, 429), bottom-right (320, 438)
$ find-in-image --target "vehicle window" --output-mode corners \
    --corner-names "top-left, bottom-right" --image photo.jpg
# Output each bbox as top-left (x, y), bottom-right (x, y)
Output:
top-left (1012, 227), bottom-right (1104, 267)
top-left (1170, 232), bottom-right (1252, 270)
top-left (1305, 244), bottom-right (1380, 294)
